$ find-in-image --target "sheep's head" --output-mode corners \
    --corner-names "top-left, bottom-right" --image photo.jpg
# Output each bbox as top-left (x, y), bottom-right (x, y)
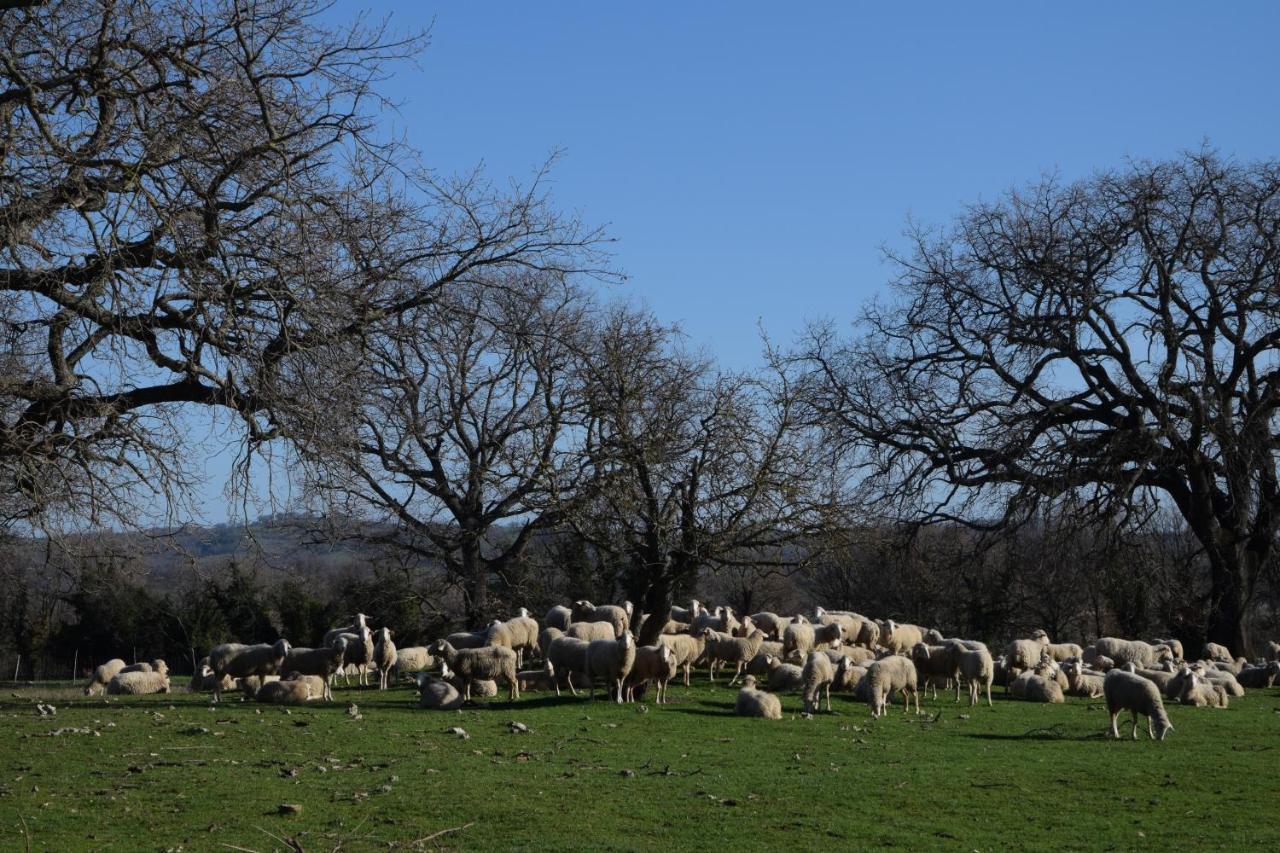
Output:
top-left (910, 642), bottom-right (929, 664)
top-left (274, 639), bottom-right (291, 656)
top-left (1031, 629), bottom-right (1049, 645)
top-left (742, 675), bottom-right (758, 689)
top-left (518, 607), bottom-right (530, 618)
top-left (815, 606), bottom-right (827, 619)
top-left (623, 601), bottom-right (634, 617)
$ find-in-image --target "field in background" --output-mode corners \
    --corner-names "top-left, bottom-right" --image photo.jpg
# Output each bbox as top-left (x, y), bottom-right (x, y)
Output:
top-left (1, 679), bottom-right (1277, 850)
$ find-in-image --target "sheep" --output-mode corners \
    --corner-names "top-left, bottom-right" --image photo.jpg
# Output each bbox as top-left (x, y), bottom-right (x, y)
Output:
top-left (801, 651), bottom-right (842, 713)
top-left (105, 670), bottom-right (170, 695)
top-left (865, 655), bottom-right (919, 717)
top-left (958, 647), bottom-right (994, 706)
top-left (1237, 661), bottom-right (1280, 688)
top-left (1104, 669), bottom-right (1173, 741)
top-left (1004, 635), bottom-right (1049, 681)
top-left (814, 607), bottom-right (861, 640)
top-left (1200, 641), bottom-right (1233, 662)
top-left (911, 642), bottom-right (960, 701)
top-left (572, 600), bottom-right (630, 638)
top-left (333, 626), bottom-right (374, 687)
top-left (1171, 668), bottom-right (1229, 708)
top-left (544, 635), bottom-right (592, 696)
top-left (1061, 660), bottom-right (1105, 698)
top-left (281, 639), bottom-right (348, 701)
top-left (764, 654), bottom-right (806, 692)
top-left (544, 605), bottom-right (573, 632)
top-left (119, 659), bottom-right (168, 677)
top-left (484, 617), bottom-right (525, 667)
top-left (698, 627), bottom-right (767, 685)
top-left (782, 620), bottom-right (843, 658)
top-left (84, 659), bottom-right (126, 696)
top-left (415, 673), bottom-right (464, 710)
top-left (878, 620), bottom-right (925, 655)
top-left (691, 605), bottom-right (741, 637)
top-left (1198, 667), bottom-right (1245, 697)
top-left (566, 621), bottom-right (617, 643)
top-left (1009, 668), bottom-right (1065, 703)
top-left (323, 613), bottom-right (369, 647)
top-left (1031, 630), bottom-right (1083, 663)
top-left (238, 674), bottom-right (281, 698)
top-left (659, 632), bottom-right (707, 686)
top-left (844, 615), bottom-right (880, 649)
top-left (828, 645), bottom-right (877, 667)
top-left (669, 599), bottom-right (703, 623)
top-left (209, 639), bottom-right (291, 703)
top-left (625, 643), bottom-right (677, 703)
top-left (584, 632), bottom-right (636, 703)
top-left (372, 628), bottom-right (397, 690)
top-left (282, 672), bottom-right (328, 699)
top-left (392, 647), bottom-right (436, 682)
top-left (445, 630), bottom-right (488, 650)
top-left (256, 678), bottom-right (312, 705)
top-left (735, 675), bottom-right (783, 719)
top-left (1266, 641), bottom-right (1280, 663)
top-left (428, 640), bottom-right (519, 701)
top-left (1151, 638), bottom-right (1185, 660)
top-left (1094, 637), bottom-right (1170, 669)
top-left (749, 611), bottom-right (792, 640)
top-left (188, 662), bottom-right (235, 694)
top-left (516, 666), bottom-right (560, 692)
top-left (505, 608), bottom-right (540, 665)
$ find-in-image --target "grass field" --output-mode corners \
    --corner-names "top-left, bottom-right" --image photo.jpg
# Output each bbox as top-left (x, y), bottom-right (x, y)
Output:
top-left (0, 676), bottom-right (1277, 851)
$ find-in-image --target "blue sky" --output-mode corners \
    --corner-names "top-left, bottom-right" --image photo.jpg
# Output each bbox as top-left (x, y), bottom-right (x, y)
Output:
top-left (193, 1), bottom-right (1280, 523)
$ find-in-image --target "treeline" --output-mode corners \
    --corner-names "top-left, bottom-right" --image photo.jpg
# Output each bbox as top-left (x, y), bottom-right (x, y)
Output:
top-left (5, 513), bottom-right (1278, 680)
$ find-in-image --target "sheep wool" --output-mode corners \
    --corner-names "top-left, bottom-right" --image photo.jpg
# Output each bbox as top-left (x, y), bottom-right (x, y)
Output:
top-left (735, 675), bottom-right (783, 719)
top-left (107, 670), bottom-right (171, 695)
top-left (585, 632), bottom-right (636, 703)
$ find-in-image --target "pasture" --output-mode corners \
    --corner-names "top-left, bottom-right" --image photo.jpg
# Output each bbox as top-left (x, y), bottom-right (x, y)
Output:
top-left (0, 679), bottom-right (1277, 851)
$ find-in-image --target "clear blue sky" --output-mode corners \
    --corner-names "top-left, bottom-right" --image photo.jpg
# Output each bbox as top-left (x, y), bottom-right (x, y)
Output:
top-left (193, 1), bottom-right (1280, 524)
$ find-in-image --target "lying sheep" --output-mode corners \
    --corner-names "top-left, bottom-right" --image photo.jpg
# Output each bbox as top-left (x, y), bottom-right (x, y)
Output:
top-left (209, 639), bottom-right (291, 703)
top-left (188, 662), bottom-right (234, 694)
top-left (256, 679), bottom-right (312, 705)
top-left (585, 632), bottom-right (636, 703)
top-left (958, 647), bottom-right (994, 707)
top-left (1104, 669), bottom-right (1173, 741)
top-left (542, 635), bottom-right (589, 695)
top-left (660, 632), bottom-right (707, 686)
top-left (1171, 668), bottom-right (1229, 708)
top-left (699, 627), bottom-right (767, 685)
top-left (782, 620), bottom-right (843, 659)
top-left (282, 640), bottom-right (347, 701)
top-left (1237, 661), bottom-right (1280, 688)
top-left (282, 672), bottom-right (328, 698)
top-left (865, 655), bottom-right (920, 717)
top-left (392, 646), bottom-right (436, 682)
top-left (572, 600), bottom-right (631, 638)
top-left (516, 666), bottom-right (560, 692)
top-left (427, 640), bottom-right (519, 701)
top-left (764, 654), bottom-right (806, 692)
top-left (1032, 630), bottom-right (1083, 663)
top-left (1009, 668), bottom-right (1065, 703)
top-left (1151, 637), bottom-right (1185, 660)
top-left (1061, 660), bottom-right (1105, 698)
top-left (1198, 667), bottom-right (1244, 697)
top-left (238, 674), bottom-right (281, 698)
top-left (107, 670), bottom-right (171, 695)
top-left (84, 659), bottom-right (127, 696)
top-left (735, 675), bottom-right (783, 719)
top-left (415, 673), bottom-right (464, 710)
top-left (1200, 642), bottom-right (1233, 662)
top-left (625, 643), bottom-right (677, 703)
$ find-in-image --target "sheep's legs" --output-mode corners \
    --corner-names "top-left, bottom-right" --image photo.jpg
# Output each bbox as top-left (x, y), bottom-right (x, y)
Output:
top-left (985, 682), bottom-right (992, 707)
top-left (824, 684), bottom-right (831, 712)
top-left (728, 663), bottom-right (744, 686)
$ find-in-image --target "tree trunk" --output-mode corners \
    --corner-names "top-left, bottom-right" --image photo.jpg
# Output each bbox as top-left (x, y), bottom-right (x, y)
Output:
top-left (1204, 552), bottom-right (1251, 658)
top-left (461, 538), bottom-right (488, 629)
top-left (637, 573), bottom-right (673, 647)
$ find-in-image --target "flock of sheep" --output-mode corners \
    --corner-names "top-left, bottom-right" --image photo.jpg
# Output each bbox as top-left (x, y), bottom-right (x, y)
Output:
top-left (82, 599), bottom-right (1280, 742)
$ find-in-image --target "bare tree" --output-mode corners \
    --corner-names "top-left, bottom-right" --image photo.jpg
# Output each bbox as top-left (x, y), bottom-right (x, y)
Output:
top-left (574, 305), bottom-right (840, 645)
top-left (295, 272), bottom-right (595, 626)
top-left (0, 0), bottom-right (601, 527)
top-left (797, 151), bottom-right (1280, 655)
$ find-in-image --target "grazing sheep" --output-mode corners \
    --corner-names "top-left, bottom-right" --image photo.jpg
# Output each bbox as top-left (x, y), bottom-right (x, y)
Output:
top-left (281, 639), bottom-right (348, 701)
top-left (323, 613), bottom-right (369, 647)
top-left (958, 647), bottom-right (994, 706)
top-left (1237, 661), bottom-right (1280, 689)
top-left (865, 655), bottom-right (920, 717)
top-left (544, 605), bottom-right (573, 632)
top-left (911, 642), bottom-right (960, 701)
top-left (699, 627), bottom-right (767, 685)
top-left (1200, 642), bottom-right (1233, 662)
top-left (392, 646), bottom-right (436, 682)
top-left (735, 675), bottom-right (783, 719)
top-left (764, 654), bottom-right (806, 692)
top-left (427, 640), bottom-right (520, 701)
top-left (415, 673), bottom-right (464, 710)
top-left (1094, 637), bottom-right (1170, 669)
top-left (782, 620), bottom-right (843, 658)
top-left (1104, 669), bottom-right (1173, 741)
top-left (107, 670), bottom-right (171, 695)
top-left (585, 632), bottom-right (637, 703)
top-left (372, 628), bottom-right (398, 691)
top-left (878, 620), bottom-right (925, 656)
top-left (625, 643), bottom-right (678, 703)
top-left (209, 639), bottom-right (291, 703)
top-left (84, 659), bottom-right (126, 696)
top-left (659, 632), bottom-right (707, 686)
top-left (1061, 660), bottom-right (1105, 699)
top-left (256, 679), bottom-right (312, 705)
top-left (801, 651), bottom-right (842, 713)
top-left (544, 635), bottom-right (592, 696)
top-left (571, 600), bottom-right (630, 638)
top-left (566, 621), bottom-right (617, 643)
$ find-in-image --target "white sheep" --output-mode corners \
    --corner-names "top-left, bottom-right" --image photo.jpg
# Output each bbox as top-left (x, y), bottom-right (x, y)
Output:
top-left (188, 662), bottom-right (235, 694)
top-left (1094, 637), bottom-right (1170, 669)
top-left (282, 672), bottom-right (329, 699)
top-left (957, 647), bottom-right (994, 706)
top-left (735, 675), bottom-right (782, 719)
top-left (372, 628), bottom-right (398, 690)
top-left (572, 600), bottom-right (631, 638)
top-left (1266, 640), bottom-right (1280, 662)
top-left (877, 620), bottom-right (925, 655)
top-left (659, 632), bottom-right (707, 686)
top-left (782, 620), bottom-right (843, 658)
top-left (865, 655), bottom-right (919, 717)
top-left (764, 654), bottom-right (806, 692)
top-left (911, 642), bottom-right (960, 701)
top-left (391, 646), bottom-right (436, 682)
top-left (801, 651), bottom-right (843, 713)
top-left (1200, 641), bottom-right (1233, 662)
top-left (428, 640), bottom-right (519, 701)
top-left (585, 632), bottom-right (636, 703)
top-left (281, 640), bottom-right (347, 701)
top-left (1151, 637), bottom-right (1185, 660)
top-left (691, 605), bottom-right (740, 637)
top-left (107, 670), bottom-right (171, 695)
top-left (544, 605), bottom-right (573, 631)
top-left (544, 635), bottom-right (592, 696)
top-left (323, 613), bottom-right (369, 647)
top-left (444, 629), bottom-right (488, 649)
top-left (415, 672), bottom-right (464, 710)
top-left (84, 659), bottom-right (126, 696)
top-left (1009, 668), bottom-right (1065, 703)
top-left (1104, 669), bottom-right (1173, 741)
top-left (1170, 668), bottom-right (1228, 708)
top-left (749, 611), bottom-right (791, 640)
top-left (566, 621), bottom-right (617, 643)
top-left (1031, 630), bottom-right (1083, 663)
top-left (1060, 660), bottom-right (1105, 698)
top-left (334, 626), bottom-right (375, 687)
top-left (698, 627), bottom-right (767, 685)
top-left (256, 679), bottom-right (312, 705)
top-left (1004, 635), bottom-right (1049, 681)
top-left (1237, 661), bottom-right (1280, 688)
top-left (209, 639), bottom-right (291, 703)
top-left (669, 599), bottom-right (703, 623)
top-left (625, 643), bottom-right (677, 703)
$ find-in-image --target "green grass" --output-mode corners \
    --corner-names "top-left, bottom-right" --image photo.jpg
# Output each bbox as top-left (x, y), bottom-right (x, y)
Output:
top-left (0, 676), bottom-right (1277, 851)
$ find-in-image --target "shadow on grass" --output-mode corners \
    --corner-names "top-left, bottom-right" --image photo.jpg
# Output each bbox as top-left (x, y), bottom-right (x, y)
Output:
top-left (964, 726), bottom-right (1106, 742)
